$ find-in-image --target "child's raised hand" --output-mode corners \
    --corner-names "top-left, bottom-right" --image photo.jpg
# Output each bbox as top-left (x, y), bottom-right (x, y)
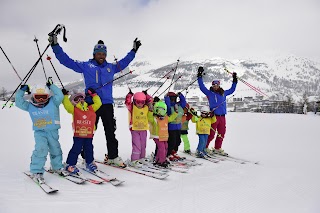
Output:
top-left (87, 88), bottom-right (97, 97)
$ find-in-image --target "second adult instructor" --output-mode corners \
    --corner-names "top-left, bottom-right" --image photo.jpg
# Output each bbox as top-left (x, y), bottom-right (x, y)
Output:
top-left (49, 35), bottom-right (141, 168)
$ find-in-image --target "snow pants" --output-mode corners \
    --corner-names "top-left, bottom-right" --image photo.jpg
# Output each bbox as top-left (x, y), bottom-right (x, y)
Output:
top-left (181, 134), bottom-right (190, 151)
top-left (153, 138), bottom-right (168, 163)
top-left (130, 130), bottom-right (147, 161)
top-left (167, 130), bottom-right (181, 156)
top-left (66, 137), bottom-right (94, 166)
top-left (206, 115), bottom-right (226, 149)
top-left (30, 129), bottom-right (63, 174)
top-left (197, 134), bottom-right (209, 153)
top-left (95, 104), bottom-right (119, 159)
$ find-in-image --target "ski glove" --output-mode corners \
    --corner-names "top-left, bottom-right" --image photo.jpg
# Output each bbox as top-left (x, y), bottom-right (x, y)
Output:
top-left (87, 88), bottom-right (97, 97)
top-left (132, 38), bottom-right (141, 53)
top-left (128, 89), bottom-right (133, 95)
top-left (20, 85), bottom-right (30, 92)
top-left (46, 77), bottom-right (53, 88)
top-left (153, 96), bottom-right (160, 103)
top-left (232, 72), bottom-right (238, 83)
top-left (48, 34), bottom-right (58, 46)
top-left (190, 108), bottom-right (197, 116)
top-left (197, 66), bottom-right (204, 78)
top-left (62, 89), bottom-right (69, 95)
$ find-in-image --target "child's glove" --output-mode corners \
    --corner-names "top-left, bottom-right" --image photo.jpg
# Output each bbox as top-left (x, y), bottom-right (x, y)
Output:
top-left (128, 88), bottom-right (133, 95)
top-left (62, 89), bottom-right (69, 95)
top-left (87, 88), bottom-right (97, 97)
top-left (209, 111), bottom-right (215, 117)
top-left (20, 85), bottom-right (30, 93)
top-left (153, 96), bottom-right (160, 103)
top-left (190, 108), bottom-right (197, 116)
top-left (46, 77), bottom-right (53, 88)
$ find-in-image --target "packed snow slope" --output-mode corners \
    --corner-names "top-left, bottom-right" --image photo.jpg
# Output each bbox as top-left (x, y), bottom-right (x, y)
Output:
top-left (1, 101), bottom-right (320, 213)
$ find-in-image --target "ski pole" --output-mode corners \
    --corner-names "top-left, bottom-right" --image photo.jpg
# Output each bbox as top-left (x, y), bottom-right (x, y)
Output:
top-left (178, 73), bottom-right (206, 94)
top-left (95, 70), bottom-right (135, 91)
top-left (46, 55), bottom-right (65, 89)
top-left (151, 76), bottom-right (170, 97)
top-left (114, 55), bottom-right (130, 90)
top-left (2, 24), bottom-right (67, 109)
top-left (3, 44), bottom-right (51, 109)
top-left (33, 36), bottom-right (48, 80)
top-left (224, 68), bottom-right (268, 97)
top-left (168, 59), bottom-right (180, 92)
top-left (158, 75), bottom-right (182, 97)
top-left (210, 94), bottom-right (235, 112)
top-left (145, 68), bottom-right (174, 91)
top-left (190, 110), bottom-right (224, 140)
top-left (0, 46), bottom-right (22, 81)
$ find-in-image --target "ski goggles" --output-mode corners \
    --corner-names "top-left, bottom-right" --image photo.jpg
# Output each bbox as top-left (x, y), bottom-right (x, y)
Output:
top-left (155, 107), bottom-right (166, 116)
top-left (135, 100), bottom-right (145, 105)
top-left (212, 80), bottom-right (220, 86)
top-left (95, 44), bottom-right (106, 50)
top-left (33, 94), bottom-right (49, 103)
top-left (201, 111), bottom-right (211, 117)
top-left (73, 94), bottom-right (85, 103)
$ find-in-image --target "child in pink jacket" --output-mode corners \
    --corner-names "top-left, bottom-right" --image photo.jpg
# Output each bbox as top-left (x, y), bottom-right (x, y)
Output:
top-left (125, 90), bottom-right (153, 168)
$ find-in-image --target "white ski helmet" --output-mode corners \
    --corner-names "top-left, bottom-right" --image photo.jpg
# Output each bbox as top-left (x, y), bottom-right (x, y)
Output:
top-left (69, 93), bottom-right (85, 106)
top-left (200, 106), bottom-right (210, 113)
top-left (31, 84), bottom-right (50, 105)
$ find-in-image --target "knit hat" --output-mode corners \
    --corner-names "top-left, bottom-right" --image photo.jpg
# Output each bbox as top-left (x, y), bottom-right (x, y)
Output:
top-left (93, 40), bottom-right (107, 55)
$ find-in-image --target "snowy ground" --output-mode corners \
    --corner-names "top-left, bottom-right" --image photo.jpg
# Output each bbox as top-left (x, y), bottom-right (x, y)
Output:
top-left (1, 101), bottom-right (320, 213)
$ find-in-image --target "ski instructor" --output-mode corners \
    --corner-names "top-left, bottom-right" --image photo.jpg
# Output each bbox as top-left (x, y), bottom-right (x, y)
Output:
top-left (48, 33), bottom-right (141, 168)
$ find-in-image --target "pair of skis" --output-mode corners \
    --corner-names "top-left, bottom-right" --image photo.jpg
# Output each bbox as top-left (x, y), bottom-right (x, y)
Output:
top-left (182, 151), bottom-right (259, 165)
top-left (95, 160), bottom-right (169, 180)
top-left (24, 164), bottom-right (125, 194)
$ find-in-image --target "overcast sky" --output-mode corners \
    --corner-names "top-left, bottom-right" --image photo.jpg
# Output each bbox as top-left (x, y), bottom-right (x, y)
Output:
top-left (1, 0), bottom-right (320, 90)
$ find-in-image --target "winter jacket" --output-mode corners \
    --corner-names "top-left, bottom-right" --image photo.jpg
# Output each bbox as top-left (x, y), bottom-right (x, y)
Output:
top-left (164, 93), bottom-right (186, 130)
top-left (62, 93), bottom-right (102, 131)
top-left (191, 115), bottom-right (217, 135)
top-left (125, 92), bottom-right (153, 130)
top-left (15, 84), bottom-right (63, 130)
top-left (198, 78), bottom-right (237, 115)
top-left (52, 44), bottom-right (135, 104)
top-left (148, 111), bottom-right (178, 139)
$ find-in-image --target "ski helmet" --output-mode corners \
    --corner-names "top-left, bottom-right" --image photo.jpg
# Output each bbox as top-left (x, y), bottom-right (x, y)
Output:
top-left (200, 106), bottom-right (211, 117)
top-left (31, 84), bottom-right (50, 105)
top-left (167, 91), bottom-right (177, 103)
top-left (154, 101), bottom-right (167, 116)
top-left (167, 92), bottom-right (177, 97)
top-left (70, 93), bottom-right (85, 106)
top-left (133, 92), bottom-right (146, 105)
top-left (200, 106), bottom-right (210, 113)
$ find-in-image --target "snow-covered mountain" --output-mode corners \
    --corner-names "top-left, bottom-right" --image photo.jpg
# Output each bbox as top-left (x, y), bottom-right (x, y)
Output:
top-left (63, 55), bottom-right (320, 102)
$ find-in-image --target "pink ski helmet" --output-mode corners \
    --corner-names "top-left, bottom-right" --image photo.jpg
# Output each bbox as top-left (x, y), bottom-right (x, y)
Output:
top-left (133, 92), bottom-right (146, 105)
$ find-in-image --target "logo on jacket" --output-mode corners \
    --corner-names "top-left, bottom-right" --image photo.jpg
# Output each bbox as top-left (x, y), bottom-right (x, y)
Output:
top-left (83, 115), bottom-right (87, 119)
top-left (88, 63), bottom-right (96, 68)
top-left (107, 68), bottom-right (111, 73)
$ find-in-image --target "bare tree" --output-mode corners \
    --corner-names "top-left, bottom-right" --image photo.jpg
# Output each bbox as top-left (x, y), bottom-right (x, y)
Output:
top-left (0, 87), bottom-right (8, 101)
